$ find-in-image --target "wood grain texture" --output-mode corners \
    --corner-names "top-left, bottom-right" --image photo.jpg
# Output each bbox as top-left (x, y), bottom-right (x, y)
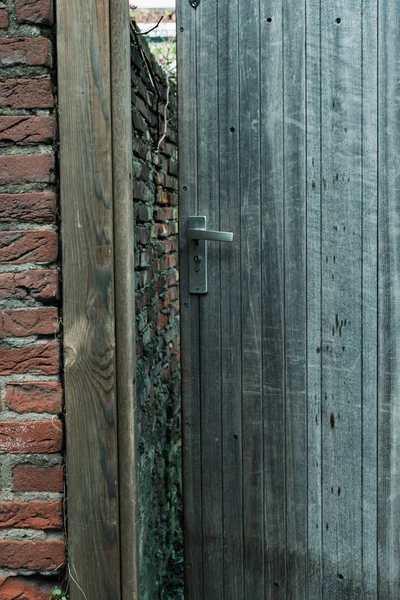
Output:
top-left (58, 0), bottom-right (121, 598)
top-left (361, 0), bottom-right (378, 596)
top-left (196, 1), bottom-right (224, 597)
top-left (176, 3), bottom-right (203, 597)
top-left (260, 1), bottom-right (286, 597)
top-left (110, 0), bottom-right (140, 597)
top-left (217, 0), bottom-right (244, 597)
top-left (321, 3), bottom-right (363, 597)
top-left (238, 0), bottom-right (264, 596)
top-left (378, 0), bottom-right (400, 596)
top-left (282, 0), bottom-right (308, 597)
top-left (180, 0), bottom-right (397, 597)
top-left (306, 0), bottom-right (323, 597)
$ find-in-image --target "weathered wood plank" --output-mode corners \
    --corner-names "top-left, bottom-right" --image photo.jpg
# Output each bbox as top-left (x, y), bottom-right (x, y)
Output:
top-left (361, 1), bottom-right (378, 596)
top-left (260, 1), bottom-right (286, 597)
top-left (282, 1), bottom-right (308, 597)
top-left (195, 1), bottom-right (224, 598)
top-left (320, 3), bottom-right (363, 597)
top-left (176, 3), bottom-right (203, 597)
top-left (306, 0), bottom-right (323, 597)
top-left (238, 0), bottom-right (264, 596)
top-left (217, 0), bottom-right (244, 597)
top-left (377, 1), bottom-right (400, 596)
top-left (57, 0), bottom-right (121, 598)
top-left (110, 0), bottom-right (140, 596)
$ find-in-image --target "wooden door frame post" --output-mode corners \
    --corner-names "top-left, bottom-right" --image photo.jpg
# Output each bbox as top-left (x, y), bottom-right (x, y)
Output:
top-left (110, 0), bottom-right (141, 598)
top-left (58, 0), bottom-right (139, 597)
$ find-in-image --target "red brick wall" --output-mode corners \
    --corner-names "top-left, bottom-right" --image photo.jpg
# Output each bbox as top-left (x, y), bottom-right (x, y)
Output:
top-left (131, 27), bottom-right (182, 599)
top-left (0, 0), bottom-right (63, 596)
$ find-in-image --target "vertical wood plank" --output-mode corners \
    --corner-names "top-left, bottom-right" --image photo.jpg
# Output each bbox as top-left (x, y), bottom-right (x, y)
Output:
top-left (361, 0), bottom-right (378, 596)
top-left (110, 0), bottom-right (140, 597)
top-left (260, 1), bottom-right (286, 597)
top-left (282, 1), bottom-right (308, 597)
top-left (195, 1), bottom-right (224, 598)
top-left (306, 0), bottom-right (323, 595)
top-left (176, 3), bottom-right (203, 597)
top-left (320, 2), bottom-right (363, 597)
top-left (238, 0), bottom-right (263, 597)
top-left (57, 0), bottom-right (121, 598)
top-left (377, 1), bottom-right (400, 596)
top-left (218, 0), bottom-right (244, 597)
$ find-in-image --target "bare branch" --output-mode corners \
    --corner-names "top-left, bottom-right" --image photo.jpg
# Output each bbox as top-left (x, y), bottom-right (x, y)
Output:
top-left (137, 16), bottom-right (164, 36)
top-left (156, 70), bottom-right (171, 153)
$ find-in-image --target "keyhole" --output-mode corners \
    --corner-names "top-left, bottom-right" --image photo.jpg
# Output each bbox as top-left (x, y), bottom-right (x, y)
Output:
top-left (194, 255), bottom-right (202, 273)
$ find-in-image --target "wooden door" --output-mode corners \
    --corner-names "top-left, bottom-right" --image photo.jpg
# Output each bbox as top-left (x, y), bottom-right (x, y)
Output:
top-left (178, 0), bottom-right (400, 597)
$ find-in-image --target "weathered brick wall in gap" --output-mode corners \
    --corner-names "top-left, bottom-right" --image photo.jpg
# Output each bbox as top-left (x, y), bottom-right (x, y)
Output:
top-left (131, 27), bottom-right (182, 600)
top-left (0, 1), bottom-right (64, 598)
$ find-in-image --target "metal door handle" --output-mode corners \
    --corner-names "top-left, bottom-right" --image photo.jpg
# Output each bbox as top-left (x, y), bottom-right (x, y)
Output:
top-left (187, 216), bottom-right (233, 294)
top-left (187, 227), bottom-right (233, 243)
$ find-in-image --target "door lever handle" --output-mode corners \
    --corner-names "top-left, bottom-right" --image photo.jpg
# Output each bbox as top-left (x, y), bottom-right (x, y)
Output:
top-left (187, 227), bottom-right (233, 243)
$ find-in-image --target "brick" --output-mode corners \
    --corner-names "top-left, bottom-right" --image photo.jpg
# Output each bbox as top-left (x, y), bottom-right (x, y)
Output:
top-left (15, 0), bottom-right (54, 25)
top-left (0, 577), bottom-right (53, 600)
top-left (0, 192), bottom-right (55, 223)
top-left (6, 382), bottom-right (62, 414)
top-left (0, 270), bottom-right (58, 300)
top-left (0, 341), bottom-right (59, 375)
top-left (134, 181), bottom-right (153, 204)
top-left (165, 271), bottom-right (178, 287)
top-left (0, 231), bottom-right (57, 264)
top-left (0, 116), bottom-right (56, 147)
top-left (154, 207), bottom-right (176, 221)
top-left (157, 223), bottom-right (172, 238)
top-left (135, 204), bottom-right (153, 222)
top-left (156, 171), bottom-right (166, 187)
top-left (0, 420), bottom-right (62, 453)
top-left (137, 248), bottom-right (153, 269)
top-left (0, 153), bottom-right (54, 185)
top-left (0, 77), bottom-right (53, 109)
top-left (0, 38), bottom-right (52, 68)
top-left (2, 308), bottom-right (58, 337)
top-left (13, 465), bottom-right (63, 492)
top-left (163, 286), bottom-right (178, 308)
top-left (157, 313), bottom-right (168, 329)
top-left (156, 189), bottom-right (176, 206)
top-left (162, 238), bottom-right (178, 254)
top-left (0, 501), bottom-right (62, 529)
top-left (138, 226), bottom-right (151, 245)
top-left (0, 540), bottom-right (64, 570)
top-left (0, 8), bottom-right (8, 29)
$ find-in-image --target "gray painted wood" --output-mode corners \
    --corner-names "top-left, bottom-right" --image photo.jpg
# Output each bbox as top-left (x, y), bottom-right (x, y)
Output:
top-left (217, 0), bottom-right (244, 598)
top-left (282, 0), bottom-right (308, 597)
top-left (362, 1), bottom-right (378, 596)
top-left (378, 1), bottom-right (400, 597)
top-left (195, 1), bottom-right (224, 597)
top-left (179, 0), bottom-right (397, 597)
top-left (238, 0), bottom-right (264, 597)
top-left (321, 2), bottom-right (363, 597)
top-left (306, 0), bottom-right (323, 597)
top-left (176, 3), bottom-right (203, 597)
top-left (260, 2), bottom-right (286, 598)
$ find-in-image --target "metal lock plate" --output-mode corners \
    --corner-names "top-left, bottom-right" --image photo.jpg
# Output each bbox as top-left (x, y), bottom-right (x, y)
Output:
top-left (188, 216), bottom-right (208, 294)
